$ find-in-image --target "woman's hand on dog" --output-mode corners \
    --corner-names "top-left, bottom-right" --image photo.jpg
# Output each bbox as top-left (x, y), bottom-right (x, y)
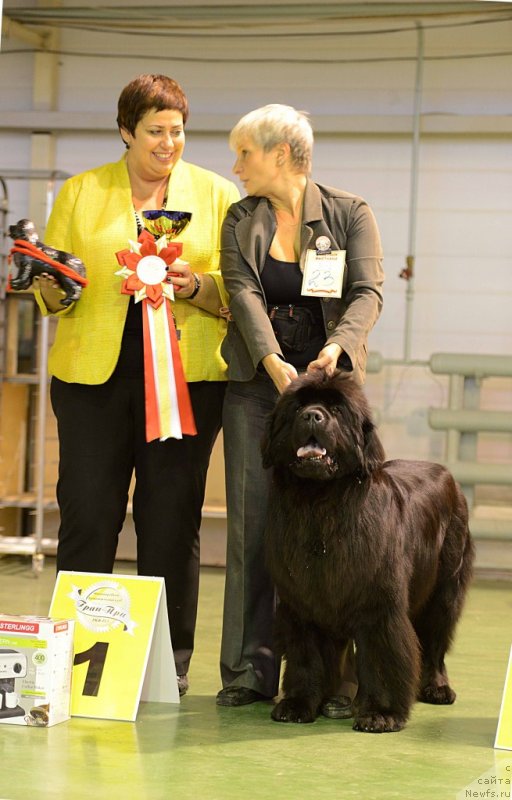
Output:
top-left (262, 342), bottom-right (342, 393)
top-left (307, 343), bottom-right (342, 378)
top-left (262, 353), bottom-right (298, 394)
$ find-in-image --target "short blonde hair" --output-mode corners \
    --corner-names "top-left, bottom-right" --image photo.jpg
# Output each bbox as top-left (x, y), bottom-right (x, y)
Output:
top-left (229, 104), bottom-right (313, 174)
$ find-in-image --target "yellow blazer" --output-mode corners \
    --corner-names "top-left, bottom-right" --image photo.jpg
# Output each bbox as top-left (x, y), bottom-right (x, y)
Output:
top-left (39, 156), bottom-right (240, 384)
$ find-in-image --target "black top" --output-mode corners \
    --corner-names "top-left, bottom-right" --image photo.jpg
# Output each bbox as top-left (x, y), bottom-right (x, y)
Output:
top-left (261, 254), bottom-right (325, 369)
top-left (114, 211), bottom-right (146, 378)
top-left (114, 297), bottom-right (143, 378)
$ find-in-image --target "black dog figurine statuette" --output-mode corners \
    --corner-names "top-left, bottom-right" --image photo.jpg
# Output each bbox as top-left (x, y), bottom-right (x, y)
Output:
top-left (9, 219), bottom-right (87, 307)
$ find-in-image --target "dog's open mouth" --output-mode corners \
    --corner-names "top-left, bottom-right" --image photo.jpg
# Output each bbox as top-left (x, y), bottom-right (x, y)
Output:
top-left (296, 440), bottom-right (334, 466)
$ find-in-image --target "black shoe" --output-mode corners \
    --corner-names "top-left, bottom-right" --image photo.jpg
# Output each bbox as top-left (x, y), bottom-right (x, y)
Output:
top-left (177, 674), bottom-right (189, 697)
top-left (320, 695), bottom-right (353, 719)
top-left (216, 687), bottom-right (267, 707)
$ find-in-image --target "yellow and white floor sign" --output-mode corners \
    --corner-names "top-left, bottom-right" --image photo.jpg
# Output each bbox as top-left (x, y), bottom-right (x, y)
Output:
top-left (49, 572), bottom-right (179, 721)
top-left (495, 644), bottom-right (512, 750)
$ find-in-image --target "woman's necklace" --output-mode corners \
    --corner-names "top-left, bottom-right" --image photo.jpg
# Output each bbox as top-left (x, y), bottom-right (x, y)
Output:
top-left (134, 208), bottom-right (145, 232)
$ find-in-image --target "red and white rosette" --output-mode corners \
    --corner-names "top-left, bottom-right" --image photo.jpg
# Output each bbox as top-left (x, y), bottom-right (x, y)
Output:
top-left (116, 230), bottom-right (196, 442)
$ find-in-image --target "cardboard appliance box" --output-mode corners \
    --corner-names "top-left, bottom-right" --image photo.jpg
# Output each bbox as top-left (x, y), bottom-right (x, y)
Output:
top-left (0, 615), bottom-right (74, 727)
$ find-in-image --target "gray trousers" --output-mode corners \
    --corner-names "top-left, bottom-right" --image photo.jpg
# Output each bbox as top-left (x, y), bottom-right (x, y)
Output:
top-left (220, 373), bottom-right (281, 697)
top-left (219, 372), bottom-right (358, 702)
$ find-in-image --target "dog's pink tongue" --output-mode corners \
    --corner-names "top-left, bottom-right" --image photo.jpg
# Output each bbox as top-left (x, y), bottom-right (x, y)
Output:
top-left (297, 443), bottom-right (327, 459)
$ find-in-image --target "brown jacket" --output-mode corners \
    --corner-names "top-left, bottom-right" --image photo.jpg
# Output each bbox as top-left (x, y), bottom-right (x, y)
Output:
top-left (220, 178), bottom-right (384, 385)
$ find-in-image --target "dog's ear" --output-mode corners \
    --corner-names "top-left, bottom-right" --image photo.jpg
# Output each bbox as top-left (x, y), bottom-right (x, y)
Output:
top-left (360, 418), bottom-right (385, 475)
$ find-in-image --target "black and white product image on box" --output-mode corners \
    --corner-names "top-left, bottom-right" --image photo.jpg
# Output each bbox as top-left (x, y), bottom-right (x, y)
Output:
top-left (0, 616), bottom-right (75, 727)
top-left (0, 648), bottom-right (28, 719)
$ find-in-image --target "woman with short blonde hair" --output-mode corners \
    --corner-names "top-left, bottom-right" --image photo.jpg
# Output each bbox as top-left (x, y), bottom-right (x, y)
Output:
top-left (217, 103), bottom-right (384, 712)
top-left (229, 104), bottom-right (314, 174)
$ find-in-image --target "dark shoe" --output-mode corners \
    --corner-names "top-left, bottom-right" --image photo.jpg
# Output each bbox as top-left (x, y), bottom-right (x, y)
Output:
top-left (320, 695), bottom-right (353, 719)
top-left (177, 674), bottom-right (189, 697)
top-left (216, 687), bottom-right (267, 707)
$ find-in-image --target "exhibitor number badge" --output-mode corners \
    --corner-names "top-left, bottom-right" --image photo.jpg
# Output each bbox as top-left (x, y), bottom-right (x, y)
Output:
top-left (301, 248), bottom-right (346, 298)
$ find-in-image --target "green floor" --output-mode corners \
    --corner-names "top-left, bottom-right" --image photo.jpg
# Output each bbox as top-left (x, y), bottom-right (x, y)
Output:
top-left (0, 556), bottom-right (510, 800)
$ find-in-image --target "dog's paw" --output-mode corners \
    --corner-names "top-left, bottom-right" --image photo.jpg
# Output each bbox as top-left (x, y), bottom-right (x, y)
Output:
top-left (418, 684), bottom-right (456, 705)
top-left (271, 698), bottom-right (317, 724)
top-left (353, 713), bottom-right (406, 733)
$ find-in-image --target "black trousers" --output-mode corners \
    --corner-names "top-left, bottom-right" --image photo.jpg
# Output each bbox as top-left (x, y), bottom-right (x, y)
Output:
top-left (51, 374), bottom-right (225, 675)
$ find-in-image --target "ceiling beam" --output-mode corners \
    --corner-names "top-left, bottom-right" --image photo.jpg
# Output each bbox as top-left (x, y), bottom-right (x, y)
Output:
top-left (2, 16), bottom-right (46, 47)
top-left (4, 2), bottom-right (511, 26)
top-left (1, 111), bottom-right (511, 136)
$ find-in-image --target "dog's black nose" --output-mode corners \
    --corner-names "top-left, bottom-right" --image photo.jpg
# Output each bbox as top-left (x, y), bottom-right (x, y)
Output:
top-left (301, 407), bottom-right (325, 424)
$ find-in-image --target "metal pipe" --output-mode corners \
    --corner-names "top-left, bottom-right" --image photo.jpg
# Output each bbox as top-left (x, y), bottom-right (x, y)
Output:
top-left (0, 176), bottom-right (9, 295)
top-left (368, 352), bottom-right (512, 377)
top-left (32, 175), bottom-right (60, 568)
top-left (446, 461), bottom-right (512, 486)
top-left (33, 316), bottom-right (49, 563)
top-left (429, 408), bottom-right (512, 433)
top-left (430, 352), bottom-right (512, 378)
top-left (403, 21), bottom-right (424, 362)
top-left (0, 176), bottom-right (9, 375)
top-left (445, 374), bottom-right (464, 466)
top-left (469, 517), bottom-right (512, 540)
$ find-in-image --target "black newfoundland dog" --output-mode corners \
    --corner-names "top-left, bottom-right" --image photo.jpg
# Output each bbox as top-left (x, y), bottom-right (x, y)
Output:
top-left (262, 371), bottom-right (474, 733)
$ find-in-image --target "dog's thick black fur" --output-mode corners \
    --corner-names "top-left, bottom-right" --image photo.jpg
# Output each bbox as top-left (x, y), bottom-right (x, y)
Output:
top-left (262, 371), bottom-right (474, 733)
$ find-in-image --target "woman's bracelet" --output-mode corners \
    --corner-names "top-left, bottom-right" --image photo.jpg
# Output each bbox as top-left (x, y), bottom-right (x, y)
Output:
top-left (188, 272), bottom-right (201, 299)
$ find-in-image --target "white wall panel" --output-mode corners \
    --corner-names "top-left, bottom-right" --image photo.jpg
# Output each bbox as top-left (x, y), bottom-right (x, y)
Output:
top-left (53, 133), bottom-right (127, 173)
top-left (0, 52), bottom-right (34, 109)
